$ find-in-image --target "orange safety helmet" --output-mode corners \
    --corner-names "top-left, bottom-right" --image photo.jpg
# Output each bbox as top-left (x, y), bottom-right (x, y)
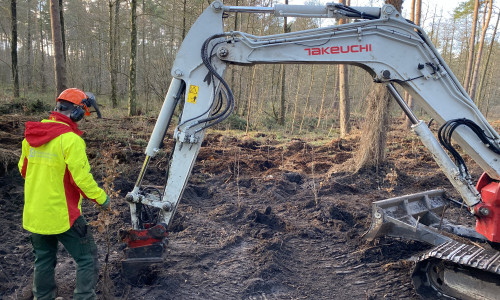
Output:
top-left (56, 88), bottom-right (91, 116)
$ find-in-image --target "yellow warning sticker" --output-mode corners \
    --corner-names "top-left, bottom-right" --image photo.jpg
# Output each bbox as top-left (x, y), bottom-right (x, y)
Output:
top-left (187, 85), bottom-right (199, 104)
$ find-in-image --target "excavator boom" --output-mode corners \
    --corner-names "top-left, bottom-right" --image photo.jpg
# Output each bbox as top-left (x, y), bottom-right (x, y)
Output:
top-left (123, 2), bottom-right (500, 298)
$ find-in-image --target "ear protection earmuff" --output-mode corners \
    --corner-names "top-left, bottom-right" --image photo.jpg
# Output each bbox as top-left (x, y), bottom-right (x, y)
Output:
top-left (70, 105), bottom-right (86, 122)
top-left (69, 97), bottom-right (93, 122)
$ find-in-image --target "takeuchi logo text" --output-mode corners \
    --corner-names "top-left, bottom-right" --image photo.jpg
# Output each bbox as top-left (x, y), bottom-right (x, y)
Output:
top-left (304, 44), bottom-right (372, 56)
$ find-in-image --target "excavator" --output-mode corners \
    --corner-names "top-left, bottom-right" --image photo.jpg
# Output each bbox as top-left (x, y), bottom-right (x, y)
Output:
top-left (121, 2), bottom-right (500, 299)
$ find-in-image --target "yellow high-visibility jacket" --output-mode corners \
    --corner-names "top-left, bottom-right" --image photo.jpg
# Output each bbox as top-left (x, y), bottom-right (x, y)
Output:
top-left (18, 112), bottom-right (107, 234)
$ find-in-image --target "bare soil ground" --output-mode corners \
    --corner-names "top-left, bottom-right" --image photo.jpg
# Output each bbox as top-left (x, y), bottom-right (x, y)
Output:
top-left (0, 113), bottom-right (488, 300)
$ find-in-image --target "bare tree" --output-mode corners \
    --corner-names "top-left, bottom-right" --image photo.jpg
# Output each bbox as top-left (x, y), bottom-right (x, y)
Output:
top-left (316, 65), bottom-right (332, 129)
top-left (182, 0), bottom-right (187, 40)
top-left (477, 12), bottom-right (500, 110)
top-left (128, 0), bottom-right (138, 116)
top-left (25, 0), bottom-right (33, 90)
top-left (59, 0), bottom-right (66, 62)
top-left (49, 0), bottom-right (66, 95)
top-left (449, 18), bottom-right (457, 62)
top-left (470, 0), bottom-right (493, 101)
top-left (299, 66), bottom-right (315, 134)
top-left (463, 0), bottom-right (479, 92)
top-left (354, 0), bottom-right (402, 172)
top-left (279, 0), bottom-right (289, 126)
top-left (338, 0), bottom-right (350, 137)
top-left (230, 0), bottom-right (240, 114)
top-left (38, 0), bottom-right (47, 92)
top-left (10, 0), bottom-right (19, 97)
top-left (403, 0), bottom-right (421, 129)
top-left (355, 87), bottom-right (391, 172)
top-left (245, 65), bottom-right (257, 134)
top-left (290, 65), bottom-right (303, 133)
top-left (109, 0), bottom-right (120, 108)
top-left (338, 66), bottom-right (349, 137)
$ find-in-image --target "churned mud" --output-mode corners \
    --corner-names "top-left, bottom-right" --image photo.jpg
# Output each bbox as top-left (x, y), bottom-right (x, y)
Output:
top-left (0, 113), bottom-right (484, 299)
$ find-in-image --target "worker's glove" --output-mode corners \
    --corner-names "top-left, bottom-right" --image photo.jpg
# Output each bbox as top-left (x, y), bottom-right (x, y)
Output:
top-left (100, 195), bottom-right (111, 210)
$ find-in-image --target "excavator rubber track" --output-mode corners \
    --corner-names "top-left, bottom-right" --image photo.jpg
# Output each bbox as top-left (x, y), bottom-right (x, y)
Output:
top-left (363, 190), bottom-right (500, 299)
top-left (412, 241), bottom-right (500, 300)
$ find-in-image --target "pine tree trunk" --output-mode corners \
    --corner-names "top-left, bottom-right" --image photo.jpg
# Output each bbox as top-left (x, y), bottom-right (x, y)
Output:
top-left (109, 0), bottom-right (118, 108)
top-left (338, 65), bottom-right (349, 137)
top-left (182, 0), bottom-right (187, 40)
top-left (477, 13), bottom-right (499, 111)
top-left (38, 1), bottom-right (47, 92)
top-left (10, 0), bottom-right (19, 97)
top-left (279, 62), bottom-right (286, 125)
top-left (448, 18), bottom-right (456, 64)
top-left (230, 0), bottom-right (239, 114)
top-left (290, 65), bottom-right (303, 134)
top-left (299, 66), bottom-right (315, 134)
top-left (338, 0), bottom-right (350, 137)
top-left (401, 0), bottom-right (415, 124)
top-left (237, 66), bottom-right (243, 115)
top-left (59, 0), bottom-right (66, 62)
top-left (241, 12), bottom-right (254, 117)
top-left (128, 0), bottom-right (138, 116)
top-left (470, 0), bottom-right (493, 101)
top-left (484, 74), bottom-right (493, 118)
top-left (245, 65), bottom-right (257, 134)
top-left (316, 65), bottom-right (331, 128)
top-left (26, 0), bottom-right (33, 90)
top-left (49, 0), bottom-right (66, 95)
top-left (403, 0), bottom-right (421, 129)
top-left (463, 0), bottom-right (479, 92)
top-left (415, 0), bottom-right (421, 26)
top-left (114, 0), bottom-right (120, 97)
top-left (279, 0), bottom-right (289, 126)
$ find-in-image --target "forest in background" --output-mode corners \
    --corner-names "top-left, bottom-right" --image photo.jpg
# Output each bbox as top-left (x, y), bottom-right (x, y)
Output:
top-left (1, 0), bottom-right (499, 136)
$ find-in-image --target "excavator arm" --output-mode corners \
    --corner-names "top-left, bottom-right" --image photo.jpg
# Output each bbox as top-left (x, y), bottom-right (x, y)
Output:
top-left (123, 2), bottom-right (500, 297)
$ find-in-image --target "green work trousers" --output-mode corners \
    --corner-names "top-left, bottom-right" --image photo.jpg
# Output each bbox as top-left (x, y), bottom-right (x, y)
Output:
top-left (30, 216), bottom-right (99, 300)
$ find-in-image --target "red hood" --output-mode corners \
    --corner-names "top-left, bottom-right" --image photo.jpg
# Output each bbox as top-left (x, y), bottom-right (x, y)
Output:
top-left (25, 112), bottom-right (83, 147)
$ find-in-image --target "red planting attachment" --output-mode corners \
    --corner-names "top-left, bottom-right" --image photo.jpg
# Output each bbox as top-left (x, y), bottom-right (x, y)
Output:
top-left (122, 223), bottom-right (168, 248)
top-left (120, 223), bottom-right (168, 280)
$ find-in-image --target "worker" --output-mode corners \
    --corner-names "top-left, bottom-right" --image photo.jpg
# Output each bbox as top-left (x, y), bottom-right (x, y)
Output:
top-left (18, 88), bottom-right (110, 300)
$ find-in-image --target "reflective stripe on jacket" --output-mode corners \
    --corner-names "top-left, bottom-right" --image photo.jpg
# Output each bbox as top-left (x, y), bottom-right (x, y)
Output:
top-left (18, 114), bottom-right (106, 234)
